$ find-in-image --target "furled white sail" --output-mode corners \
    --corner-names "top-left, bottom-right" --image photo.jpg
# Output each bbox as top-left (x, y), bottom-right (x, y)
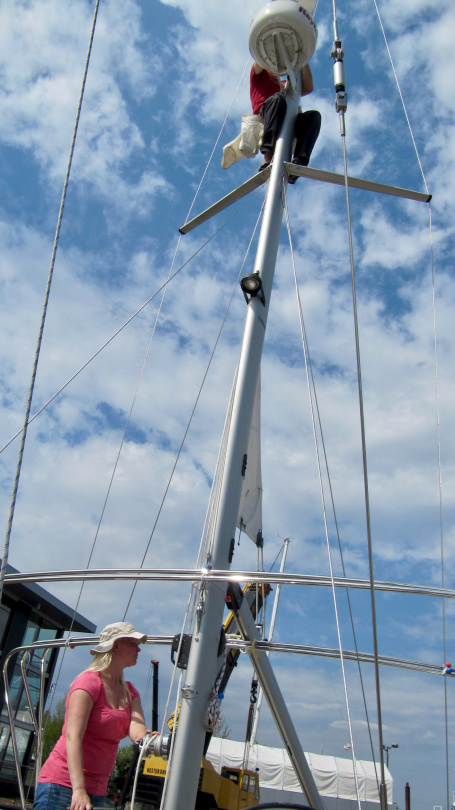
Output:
top-left (237, 374), bottom-right (263, 545)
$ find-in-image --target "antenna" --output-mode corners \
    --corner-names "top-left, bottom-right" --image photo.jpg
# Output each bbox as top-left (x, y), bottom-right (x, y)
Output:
top-left (249, 0), bottom-right (318, 74)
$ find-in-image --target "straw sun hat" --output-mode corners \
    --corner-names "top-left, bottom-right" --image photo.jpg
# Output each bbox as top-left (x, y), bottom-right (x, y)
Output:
top-left (90, 621), bottom-right (147, 654)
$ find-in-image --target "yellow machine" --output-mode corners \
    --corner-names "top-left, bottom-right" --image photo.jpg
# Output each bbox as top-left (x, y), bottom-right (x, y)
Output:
top-left (141, 754), bottom-right (259, 810)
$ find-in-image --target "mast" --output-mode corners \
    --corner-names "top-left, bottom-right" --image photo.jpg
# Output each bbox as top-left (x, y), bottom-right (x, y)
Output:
top-left (162, 68), bottom-right (322, 810)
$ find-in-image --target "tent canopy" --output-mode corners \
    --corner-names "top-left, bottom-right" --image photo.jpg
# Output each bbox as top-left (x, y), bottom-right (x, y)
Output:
top-left (206, 738), bottom-right (393, 803)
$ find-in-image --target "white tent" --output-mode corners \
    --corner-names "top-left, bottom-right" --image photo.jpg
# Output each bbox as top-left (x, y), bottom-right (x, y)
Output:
top-left (206, 738), bottom-right (393, 805)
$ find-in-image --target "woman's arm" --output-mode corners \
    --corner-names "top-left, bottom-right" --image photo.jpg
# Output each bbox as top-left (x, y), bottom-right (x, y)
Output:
top-left (129, 695), bottom-right (150, 742)
top-left (65, 689), bottom-right (94, 810)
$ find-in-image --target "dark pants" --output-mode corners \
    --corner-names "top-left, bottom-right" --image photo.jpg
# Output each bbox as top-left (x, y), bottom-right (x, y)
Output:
top-left (294, 109), bottom-right (321, 165)
top-left (260, 93), bottom-right (321, 164)
top-left (260, 93), bottom-right (287, 155)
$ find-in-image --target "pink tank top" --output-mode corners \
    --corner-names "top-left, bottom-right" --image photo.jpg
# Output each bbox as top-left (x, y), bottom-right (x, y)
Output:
top-left (39, 670), bottom-right (139, 795)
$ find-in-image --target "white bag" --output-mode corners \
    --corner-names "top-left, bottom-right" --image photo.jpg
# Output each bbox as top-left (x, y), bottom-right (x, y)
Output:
top-left (221, 133), bottom-right (243, 169)
top-left (221, 115), bottom-right (264, 169)
top-left (239, 114), bottom-right (264, 158)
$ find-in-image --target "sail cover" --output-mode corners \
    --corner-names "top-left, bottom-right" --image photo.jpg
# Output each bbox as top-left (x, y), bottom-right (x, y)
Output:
top-left (206, 738), bottom-right (393, 804)
top-left (236, 374), bottom-right (263, 544)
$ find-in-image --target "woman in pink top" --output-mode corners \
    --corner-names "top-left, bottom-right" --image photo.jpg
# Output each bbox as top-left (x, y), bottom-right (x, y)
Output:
top-left (34, 622), bottom-right (150, 810)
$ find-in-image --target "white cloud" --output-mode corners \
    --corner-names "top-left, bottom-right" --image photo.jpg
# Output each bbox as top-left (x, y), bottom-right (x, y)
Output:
top-left (1, 1), bottom-right (454, 806)
top-left (0, 0), bottom-right (166, 214)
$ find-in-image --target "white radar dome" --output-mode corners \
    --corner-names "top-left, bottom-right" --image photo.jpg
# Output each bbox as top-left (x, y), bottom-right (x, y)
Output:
top-left (249, 1), bottom-right (318, 75)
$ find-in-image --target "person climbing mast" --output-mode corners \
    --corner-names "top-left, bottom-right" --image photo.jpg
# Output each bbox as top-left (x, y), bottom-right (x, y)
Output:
top-left (250, 62), bottom-right (321, 183)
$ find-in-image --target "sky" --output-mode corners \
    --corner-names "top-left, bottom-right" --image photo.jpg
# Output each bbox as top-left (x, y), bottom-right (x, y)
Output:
top-left (0, 0), bottom-right (454, 807)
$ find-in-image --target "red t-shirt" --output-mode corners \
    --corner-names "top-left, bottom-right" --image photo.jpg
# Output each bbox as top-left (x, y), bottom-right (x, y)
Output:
top-left (39, 671), bottom-right (139, 795)
top-left (250, 65), bottom-right (284, 115)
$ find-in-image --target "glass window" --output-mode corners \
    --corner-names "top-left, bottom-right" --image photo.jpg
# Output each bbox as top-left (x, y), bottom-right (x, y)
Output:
top-left (5, 669), bottom-right (24, 714)
top-left (0, 727), bottom-right (10, 759)
top-left (0, 605), bottom-right (11, 650)
top-left (0, 726), bottom-right (32, 776)
top-left (241, 774), bottom-right (249, 792)
top-left (38, 623), bottom-right (58, 641)
top-left (29, 619), bottom-right (58, 670)
top-left (249, 776), bottom-right (256, 794)
top-left (222, 769), bottom-right (239, 784)
top-left (21, 619), bottom-right (39, 649)
top-left (16, 677), bottom-right (40, 724)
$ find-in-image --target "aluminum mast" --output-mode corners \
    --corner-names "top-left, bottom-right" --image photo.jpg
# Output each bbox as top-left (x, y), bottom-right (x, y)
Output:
top-left (162, 68), bottom-right (323, 810)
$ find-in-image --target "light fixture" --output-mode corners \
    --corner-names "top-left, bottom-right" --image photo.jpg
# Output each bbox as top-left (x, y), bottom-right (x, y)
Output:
top-left (383, 743), bottom-right (399, 767)
top-left (240, 273), bottom-right (265, 305)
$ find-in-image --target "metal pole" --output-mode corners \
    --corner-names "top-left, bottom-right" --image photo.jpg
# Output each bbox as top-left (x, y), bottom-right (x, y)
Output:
top-left (405, 781), bottom-right (411, 810)
top-left (162, 78), bottom-right (302, 810)
top-left (250, 537), bottom-right (290, 745)
top-left (235, 592), bottom-right (323, 808)
top-left (151, 660), bottom-right (159, 730)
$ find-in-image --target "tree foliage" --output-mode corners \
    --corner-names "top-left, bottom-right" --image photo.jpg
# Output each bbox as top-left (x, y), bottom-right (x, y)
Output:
top-left (212, 711), bottom-right (231, 739)
top-left (41, 696), bottom-right (66, 763)
top-left (108, 744), bottom-right (136, 797)
top-left (112, 744), bottom-right (135, 781)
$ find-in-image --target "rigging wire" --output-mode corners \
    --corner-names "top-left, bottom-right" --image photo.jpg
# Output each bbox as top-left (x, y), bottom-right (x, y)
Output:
top-left (35, 60), bottom-right (263, 717)
top-left (200, 200), bottom-right (266, 570)
top-left (155, 197), bottom-right (267, 810)
top-left (27, 191), bottom-right (263, 721)
top-left (330, 0), bottom-right (389, 800)
top-left (2, 54), bottom-right (257, 726)
top-left (282, 185), bottom-right (362, 810)
top-left (360, 0), bottom-right (443, 800)
top-left (4, 62), bottom-right (256, 727)
top-left (281, 188), bottom-right (381, 789)
top-left (427, 200), bottom-right (450, 809)
top-left (0, 192), bottom-right (263, 459)
top-left (340, 80), bottom-right (388, 810)
top-left (46, 234), bottom-right (186, 718)
top-left (122, 196), bottom-right (266, 618)
top-left (182, 57), bottom-right (251, 228)
top-left (371, 0), bottom-right (429, 195)
top-left (0, 0), bottom-right (101, 604)
top-left (372, 0), bottom-right (450, 786)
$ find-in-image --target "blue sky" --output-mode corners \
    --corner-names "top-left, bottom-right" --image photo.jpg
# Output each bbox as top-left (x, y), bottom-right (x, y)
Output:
top-left (1, 0), bottom-right (455, 807)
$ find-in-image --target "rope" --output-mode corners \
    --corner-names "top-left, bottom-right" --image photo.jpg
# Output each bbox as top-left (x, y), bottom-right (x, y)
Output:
top-left (206, 657), bottom-right (227, 731)
top-left (282, 185), bottom-right (362, 810)
top-left (0, 0), bottom-right (101, 603)
top-left (130, 732), bottom-right (160, 810)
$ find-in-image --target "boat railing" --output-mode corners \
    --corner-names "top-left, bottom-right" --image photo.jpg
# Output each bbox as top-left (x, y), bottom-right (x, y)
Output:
top-left (3, 569), bottom-right (454, 810)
